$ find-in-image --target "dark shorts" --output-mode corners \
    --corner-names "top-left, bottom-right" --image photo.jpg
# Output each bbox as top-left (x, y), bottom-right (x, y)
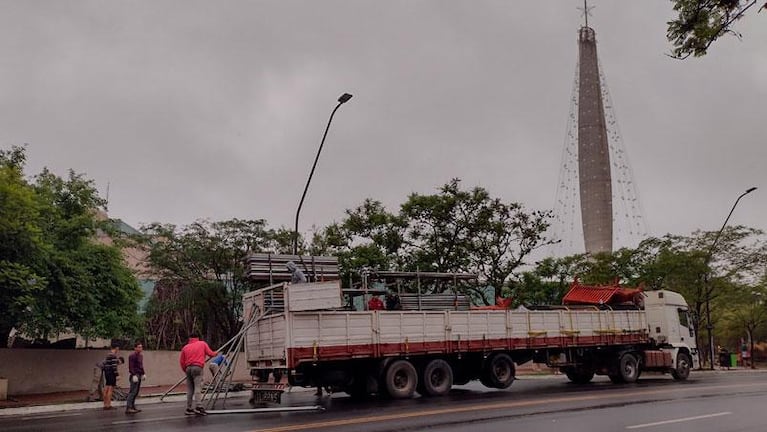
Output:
top-left (104, 373), bottom-right (117, 386)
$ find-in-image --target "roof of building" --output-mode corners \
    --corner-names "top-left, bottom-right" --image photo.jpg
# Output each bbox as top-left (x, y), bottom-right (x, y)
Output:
top-left (111, 219), bottom-right (141, 236)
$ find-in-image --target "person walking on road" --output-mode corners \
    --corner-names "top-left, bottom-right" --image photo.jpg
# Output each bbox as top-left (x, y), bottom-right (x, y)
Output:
top-left (125, 342), bottom-right (146, 414)
top-left (180, 332), bottom-right (217, 416)
top-left (102, 342), bottom-right (123, 410)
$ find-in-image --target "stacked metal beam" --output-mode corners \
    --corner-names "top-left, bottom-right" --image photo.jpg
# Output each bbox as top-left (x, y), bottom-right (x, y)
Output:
top-left (246, 253), bottom-right (339, 284)
top-left (399, 293), bottom-right (471, 311)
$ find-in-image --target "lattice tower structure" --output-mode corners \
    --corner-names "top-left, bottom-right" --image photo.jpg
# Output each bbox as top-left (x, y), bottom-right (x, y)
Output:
top-left (551, 25), bottom-right (648, 257)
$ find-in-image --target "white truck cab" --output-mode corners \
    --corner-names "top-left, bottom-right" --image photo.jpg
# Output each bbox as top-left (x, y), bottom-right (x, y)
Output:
top-left (643, 290), bottom-right (700, 370)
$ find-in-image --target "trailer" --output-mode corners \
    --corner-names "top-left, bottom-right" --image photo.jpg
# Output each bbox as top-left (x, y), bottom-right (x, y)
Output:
top-left (242, 268), bottom-right (699, 404)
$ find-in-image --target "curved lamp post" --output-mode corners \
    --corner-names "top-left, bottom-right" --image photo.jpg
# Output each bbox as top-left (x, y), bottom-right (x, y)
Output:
top-left (704, 186), bottom-right (757, 369)
top-left (293, 93), bottom-right (353, 255)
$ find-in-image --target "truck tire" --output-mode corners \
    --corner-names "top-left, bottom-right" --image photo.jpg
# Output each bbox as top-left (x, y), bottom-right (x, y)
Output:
top-left (618, 353), bottom-right (639, 383)
top-left (418, 359), bottom-right (453, 397)
top-left (482, 353), bottom-right (515, 389)
top-left (671, 352), bottom-right (692, 381)
top-left (383, 360), bottom-right (418, 399)
top-left (479, 374), bottom-right (494, 388)
top-left (564, 368), bottom-right (595, 384)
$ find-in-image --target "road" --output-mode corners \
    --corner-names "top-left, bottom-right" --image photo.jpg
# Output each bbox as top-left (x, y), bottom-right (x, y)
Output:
top-left (4, 371), bottom-right (766, 432)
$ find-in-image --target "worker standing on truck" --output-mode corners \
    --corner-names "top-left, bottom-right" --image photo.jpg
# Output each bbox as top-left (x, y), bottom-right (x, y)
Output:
top-left (368, 294), bottom-right (384, 310)
top-left (385, 293), bottom-right (402, 310)
top-left (180, 332), bottom-right (217, 416)
top-left (286, 261), bottom-right (307, 284)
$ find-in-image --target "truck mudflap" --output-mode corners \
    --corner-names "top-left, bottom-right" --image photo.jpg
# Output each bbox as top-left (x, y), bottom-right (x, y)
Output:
top-left (251, 383), bottom-right (286, 404)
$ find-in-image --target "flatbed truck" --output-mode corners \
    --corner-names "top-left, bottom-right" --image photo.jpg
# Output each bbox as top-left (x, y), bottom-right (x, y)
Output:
top-left (242, 274), bottom-right (698, 403)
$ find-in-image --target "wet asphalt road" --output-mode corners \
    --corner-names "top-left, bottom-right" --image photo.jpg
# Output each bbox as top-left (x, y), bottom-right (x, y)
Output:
top-left (3, 371), bottom-right (767, 432)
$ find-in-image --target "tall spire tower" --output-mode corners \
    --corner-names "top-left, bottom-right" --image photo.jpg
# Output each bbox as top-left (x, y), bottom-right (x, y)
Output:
top-left (576, 1), bottom-right (612, 253)
top-left (551, 2), bottom-right (648, 256)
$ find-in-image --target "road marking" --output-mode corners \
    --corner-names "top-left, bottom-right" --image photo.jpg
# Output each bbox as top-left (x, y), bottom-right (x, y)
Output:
top-left (626, 411), bottom-right (732, 429)
top-left (20, 413), bottom-right (82, 420)
top-left (247, 382), bottom-right (765, 432)
top-left (112, 415), bottom-right (185, 425)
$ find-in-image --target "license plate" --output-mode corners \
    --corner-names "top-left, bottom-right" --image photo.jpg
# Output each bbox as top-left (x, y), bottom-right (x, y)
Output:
top-left (253, 389), bottom-right (283, 404)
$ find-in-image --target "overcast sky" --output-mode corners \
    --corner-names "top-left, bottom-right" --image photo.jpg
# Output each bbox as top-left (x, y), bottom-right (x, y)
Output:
top-left (1, 1), bottom-right (765, 249)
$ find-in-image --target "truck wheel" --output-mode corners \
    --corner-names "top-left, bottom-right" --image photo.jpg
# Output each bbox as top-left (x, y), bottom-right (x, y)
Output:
top-left (483, 353), bottom-right (515, 389)
top-left (671, 352), bottom-right (692, 381)
top-left (619, 353), bottom-right (639, 383)
top-left (384, 360), bottom-right (418, 399)
top-left (419, 359), bottom-right (453, 397)
top-left (565, 368), bottom-right (594, 384)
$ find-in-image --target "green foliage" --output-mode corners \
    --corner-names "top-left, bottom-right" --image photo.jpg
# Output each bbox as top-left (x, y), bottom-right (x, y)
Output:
top-left (717, 282), bottom-right (767, 354)
top-left (0, 145), bottom-right (142, 345)
top-left (312, 179), bottom-right (555, 304)
top-left (667, 0), bottom-right (762, 59)
top-left (138, 219), bottom-right (277, 348)
top-left (522, 227), bottom-right (767, 361)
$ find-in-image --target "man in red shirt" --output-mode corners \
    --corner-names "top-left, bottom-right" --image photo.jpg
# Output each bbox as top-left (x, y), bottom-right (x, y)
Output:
top-left (368, 294), bottom-right (384, 311)
top-left (179, 332), bottom-right (217, 415)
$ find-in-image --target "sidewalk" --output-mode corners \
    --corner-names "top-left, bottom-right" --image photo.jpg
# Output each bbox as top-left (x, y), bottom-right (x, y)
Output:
top-left (0, 382), bottom-right (257, 417)
top-left (0, 383), bottom-right (185, 410)
top-left (0, 366), bottom-right (553, 414)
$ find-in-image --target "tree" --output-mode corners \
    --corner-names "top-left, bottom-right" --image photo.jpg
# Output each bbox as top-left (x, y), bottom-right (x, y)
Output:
top-left (719, 284), bottom-right (767, 368)
top-left (0, 146), bottom-right (45, 345)
top-left (138, 219), bottom-right (273, 349)
top-left (520, 227), bottom-right (767, 365)
top-left (513, 257), bottom-right (578, 306)
top-left (312, 179), bottom-right (555, 304)
top-left (0, 145), bottom-right (142, 345)
top-left (667, 0), bottom-right (765, 59)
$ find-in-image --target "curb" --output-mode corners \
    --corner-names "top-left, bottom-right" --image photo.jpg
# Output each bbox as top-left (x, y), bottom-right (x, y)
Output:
top-left (0, 391), bottom-right (250, 417)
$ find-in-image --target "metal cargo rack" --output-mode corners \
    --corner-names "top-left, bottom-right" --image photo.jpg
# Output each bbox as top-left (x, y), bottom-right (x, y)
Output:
top-left (353, 269), bottom-right (478, 311)
top-left (246, 253), bottom-right (339, 284)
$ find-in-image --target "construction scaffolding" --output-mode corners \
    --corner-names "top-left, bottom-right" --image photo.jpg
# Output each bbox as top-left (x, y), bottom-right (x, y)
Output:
top-left (158, 301), bottom-right (323, 414)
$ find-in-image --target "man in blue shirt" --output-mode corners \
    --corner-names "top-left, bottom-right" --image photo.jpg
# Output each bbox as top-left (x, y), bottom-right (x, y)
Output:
top-left (208, 353), bottom-right (228, 380)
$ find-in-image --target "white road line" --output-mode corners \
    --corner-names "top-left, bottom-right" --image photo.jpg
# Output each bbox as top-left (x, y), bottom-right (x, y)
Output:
top-left (626, 412), bottom-right (732, 429)
top-left (20, 413), bottom-right (82, 421)
top-left (112, 415), bottom-right (185, 425)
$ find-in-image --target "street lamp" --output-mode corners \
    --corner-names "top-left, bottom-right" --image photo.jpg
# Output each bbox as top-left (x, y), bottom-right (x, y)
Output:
top-left (293, 93), bottom-right (353, 255)
top-left (703, 186), bottom-right (757, 370)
